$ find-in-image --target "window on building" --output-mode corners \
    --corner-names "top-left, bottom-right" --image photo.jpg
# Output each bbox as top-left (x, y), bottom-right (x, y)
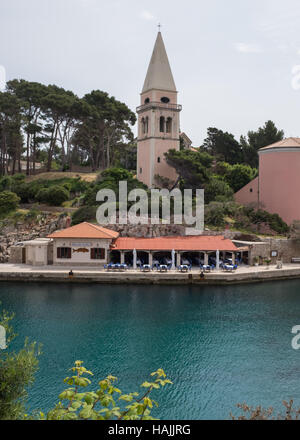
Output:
top-left (161, 97), bottom-right (170, 103)
top-left (250, 189), bottom-right (253, 193)
top-left (144, 98), bottom-right (150, 104)
top-left (145, 116), bottom-right (149, 133)
top-left (157, 157), bottom-right (161, 163)
top-left (57, 247), bottom-right (71, 259)
top-left (91, 248), bottom-right (105, 260)
top-left (160, 116), bottom-right (165, 133)
top-left (166, 117), bottom-right (172, 133)
top-left (141, 117), bottom-right (145, 134)
top-left (140, 168), bottom-right (142, 174)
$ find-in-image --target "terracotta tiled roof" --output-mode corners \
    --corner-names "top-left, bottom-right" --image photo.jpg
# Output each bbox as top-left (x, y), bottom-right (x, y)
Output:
top-left (259, 137), bottom-right (300, 151)
top-left (112, 236), bottom-right (237, 252)
top-left (47, 222), bottom-right (119, 239)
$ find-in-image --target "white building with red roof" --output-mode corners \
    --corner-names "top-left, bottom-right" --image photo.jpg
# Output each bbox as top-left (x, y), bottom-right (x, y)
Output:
top-left (47, 222), bottom-right (119, 266)
top-left (44, 222), bottom-right (238, 267)
top-left (15, 222), bottom-right (238, 267)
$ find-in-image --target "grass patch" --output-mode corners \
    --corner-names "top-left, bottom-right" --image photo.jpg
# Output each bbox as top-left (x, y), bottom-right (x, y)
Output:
top-left (25, 172), bottom-right (98, 183)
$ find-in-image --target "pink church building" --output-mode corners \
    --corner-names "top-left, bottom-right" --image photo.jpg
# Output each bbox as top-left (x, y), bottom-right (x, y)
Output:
top-left (136, 32), bottom-right (182, 188)
top-left (235, 137), bottom-right (300, 225)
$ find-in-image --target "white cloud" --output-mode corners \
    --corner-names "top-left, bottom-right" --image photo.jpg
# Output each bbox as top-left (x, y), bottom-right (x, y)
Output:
top-left (234, 43), bottom-right (263, 54)
top-left (140, 10), bottom-right (155, 21)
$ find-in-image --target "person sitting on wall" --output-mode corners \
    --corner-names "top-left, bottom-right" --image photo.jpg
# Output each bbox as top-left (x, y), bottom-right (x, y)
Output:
top-left (69, 270), bottom-right (74, 278)
top-left (200, 271), bottom-right (205, 280)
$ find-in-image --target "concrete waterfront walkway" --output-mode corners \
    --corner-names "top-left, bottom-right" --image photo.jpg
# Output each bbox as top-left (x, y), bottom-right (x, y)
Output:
top-left (1, 264), bottom-right (300, 285)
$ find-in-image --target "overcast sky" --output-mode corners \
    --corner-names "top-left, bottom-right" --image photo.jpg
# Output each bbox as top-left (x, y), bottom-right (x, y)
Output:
top-left (1, 0), bottom-right (300, 145)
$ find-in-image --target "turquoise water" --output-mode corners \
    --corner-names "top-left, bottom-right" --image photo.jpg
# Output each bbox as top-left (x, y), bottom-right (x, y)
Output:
top-left (1, 281), bottom-right (300, 419)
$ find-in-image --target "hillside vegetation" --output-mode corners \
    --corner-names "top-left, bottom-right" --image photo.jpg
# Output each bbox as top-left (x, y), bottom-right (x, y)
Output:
top-left (0, 168), bottom-right (290, 237)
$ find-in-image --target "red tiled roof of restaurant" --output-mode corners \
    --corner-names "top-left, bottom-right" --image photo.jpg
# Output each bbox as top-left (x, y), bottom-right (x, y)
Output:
top-left (112, 235), bottom-right (237, 251)
top-left (47, 222), bottom-right (119, 239)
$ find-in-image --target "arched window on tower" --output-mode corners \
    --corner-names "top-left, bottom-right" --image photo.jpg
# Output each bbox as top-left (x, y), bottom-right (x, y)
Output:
top-left (141, 118), bottom-right (145, 134)
top-left (160, 116), bottom-right (165, 133)
top-left (145, 117), bottom-right (149, 134)
top-left (166, 117), bottom-right (172, 133)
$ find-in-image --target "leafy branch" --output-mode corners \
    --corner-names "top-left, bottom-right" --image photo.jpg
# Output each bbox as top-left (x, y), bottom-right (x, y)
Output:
top-left (43, 361), bottom-right (172, 421)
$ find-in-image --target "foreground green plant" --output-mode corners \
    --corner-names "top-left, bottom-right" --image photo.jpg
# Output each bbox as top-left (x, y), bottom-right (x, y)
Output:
top-left (0, 305), bottom-right (40, 420)
top-left (43, 361), bottom-right (172, 420)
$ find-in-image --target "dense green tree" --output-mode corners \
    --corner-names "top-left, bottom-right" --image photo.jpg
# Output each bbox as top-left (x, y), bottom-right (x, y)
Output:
top-left (0, 92), bottom-right (23, 176)
top-left (215, 162), bottom-right (257, 193)
top-left (1, 80), bottom-right (137, 175)
top-left (202, 128), bottom-right (242, 164)
top-left (75, 91), bottom-right (136, 171)
top-left (164, 149), bottom-right (213, 189)
top-left (6, 80), bottom-right (49, 175)
top-left (40, 85), bottom-right (80, 171)
top-left (109, 141), bottom-right (137, 171)
top-left (240, 120), bottom-right (284, 167)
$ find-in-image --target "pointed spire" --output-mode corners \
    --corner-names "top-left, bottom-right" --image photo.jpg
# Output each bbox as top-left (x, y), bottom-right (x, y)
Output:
top-left (142, 32), bottom-right (177, 93)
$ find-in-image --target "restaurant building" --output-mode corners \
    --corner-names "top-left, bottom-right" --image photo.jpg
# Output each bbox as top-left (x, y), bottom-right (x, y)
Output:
top-left (10, 222), bottom-right (238, 267)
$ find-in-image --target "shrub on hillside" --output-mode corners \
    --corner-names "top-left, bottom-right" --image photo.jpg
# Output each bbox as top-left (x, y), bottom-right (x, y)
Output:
top-left (11, 173), bottom-right (26, 183)
top-left (72, 206), bottom-right (97, 225)
top-left (205, 178), bottom-right (234, 204)
top-left (62, 182), bottom-right (72, 192)
top-left (36, 188), bottom-right (50, 204)
top-left (84, 167), bottom-right (147, 207)
top-left (204, 201), bottom-right (288, 235)
top-left (0, 191), bottom-right (20, 214)
top-left (97, 167), bottom-right (134, 183)
top-left (14, 181), bottom-right (44, 203)
top-left (70, 178), bottom-right (89, 195)
top-left (13, 183), bottom-right (31, 203)
top-left (35, 186), bottom-right (69, 206)
top-left (205, 202), bottom-right (226, 227)
top-left (0, 176), bottom-right (13, 191)
top-left (46, 186), bottom-right (70, 206)
top-left (243, 207), bottom-right (289, 234)
top-left (12, 176), bottom-right (89, 204)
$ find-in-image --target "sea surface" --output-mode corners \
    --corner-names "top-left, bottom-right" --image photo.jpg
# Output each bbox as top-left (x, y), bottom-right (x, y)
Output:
top-left (1, 280), bottom-right (300, 420)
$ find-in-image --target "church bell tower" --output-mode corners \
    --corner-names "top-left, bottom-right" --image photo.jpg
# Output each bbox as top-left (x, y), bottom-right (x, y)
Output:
top-left (137, 31), bottom-right (182, 188)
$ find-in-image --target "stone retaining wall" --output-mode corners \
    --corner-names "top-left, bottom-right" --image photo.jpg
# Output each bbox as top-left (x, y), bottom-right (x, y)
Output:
top-left (1, 267), bottom-right (300, 285)
top-left (248, 238), bottom-right (300, 264)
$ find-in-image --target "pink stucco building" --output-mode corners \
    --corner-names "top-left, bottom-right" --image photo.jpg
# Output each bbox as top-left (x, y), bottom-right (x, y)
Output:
top-left (235, 137), bottom-right (300, 225)
top-left (136, 32), bottom-right (182, 188)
